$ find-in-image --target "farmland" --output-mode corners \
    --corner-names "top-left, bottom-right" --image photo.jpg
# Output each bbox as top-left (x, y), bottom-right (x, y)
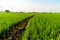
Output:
top-left (0, 12), bottom-right (60, 40)
top-left (0, 12), bottom-right (34, 34)
top-left (22, 14), bottom-right (60, 40)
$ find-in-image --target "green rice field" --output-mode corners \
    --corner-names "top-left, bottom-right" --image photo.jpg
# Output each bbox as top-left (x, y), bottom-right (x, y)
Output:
top-left (22, 14), bottom-right (60, 40)
top-left (0, 12), bottom-right (60, 40)
top-left (0, 12), bottom-right (34, 34)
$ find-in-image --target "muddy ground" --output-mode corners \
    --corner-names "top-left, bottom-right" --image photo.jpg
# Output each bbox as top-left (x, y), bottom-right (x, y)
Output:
top-left (0, 15), bottom-right (34, 40)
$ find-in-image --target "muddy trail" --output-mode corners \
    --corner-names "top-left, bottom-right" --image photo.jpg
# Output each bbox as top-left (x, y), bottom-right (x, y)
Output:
top-left (0, 15), bottom-right (34, 40)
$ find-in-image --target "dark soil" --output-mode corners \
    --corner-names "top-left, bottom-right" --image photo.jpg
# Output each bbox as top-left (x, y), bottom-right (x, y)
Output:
top-left (0, 15), bottom-right (34, 40)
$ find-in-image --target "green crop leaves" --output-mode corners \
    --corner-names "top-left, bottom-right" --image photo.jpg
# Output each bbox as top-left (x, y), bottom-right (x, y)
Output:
top-left (22, 14), bottom-right (60, 40)
top-left (0, 13), bottom-right (34, 34)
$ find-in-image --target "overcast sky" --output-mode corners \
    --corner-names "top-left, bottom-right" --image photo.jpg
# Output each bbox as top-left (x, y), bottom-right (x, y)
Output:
top-left (0, 0), bottom-right (60, 12)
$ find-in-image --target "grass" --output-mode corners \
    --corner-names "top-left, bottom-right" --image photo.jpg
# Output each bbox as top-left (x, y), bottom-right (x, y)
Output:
top-left (0, 12), bottom-right (34, 34)
top-left (0, 12), bottom-right (60, 40)
top-left (22, 14), bottom-right (60, 40)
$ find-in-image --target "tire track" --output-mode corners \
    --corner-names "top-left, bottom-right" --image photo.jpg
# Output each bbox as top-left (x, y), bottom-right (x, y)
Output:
top-left (0, 15), bottom-right (34, 40)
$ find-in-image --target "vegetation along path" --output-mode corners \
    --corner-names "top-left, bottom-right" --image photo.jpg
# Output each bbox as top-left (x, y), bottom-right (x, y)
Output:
top-left (0, 15), bottom-right (35, 40)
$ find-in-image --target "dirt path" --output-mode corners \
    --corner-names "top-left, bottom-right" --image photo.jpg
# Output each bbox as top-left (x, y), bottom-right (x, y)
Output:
top-left (0, 15), bottom-right (34, 40)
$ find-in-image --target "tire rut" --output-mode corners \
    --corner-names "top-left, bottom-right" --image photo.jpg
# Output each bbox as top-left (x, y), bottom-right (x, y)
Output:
top-left (0, 15), bottom-right (34, 40)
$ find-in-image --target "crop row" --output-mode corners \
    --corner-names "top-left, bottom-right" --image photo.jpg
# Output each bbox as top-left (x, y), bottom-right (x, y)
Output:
top-left (0, 12), bottom-right (34, 34)
top-left (22, 14), bottom-right (60, 40)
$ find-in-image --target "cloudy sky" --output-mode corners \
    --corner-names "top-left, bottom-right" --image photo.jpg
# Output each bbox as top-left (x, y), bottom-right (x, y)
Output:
top-left (0, 0), bottom-right (60, 12)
